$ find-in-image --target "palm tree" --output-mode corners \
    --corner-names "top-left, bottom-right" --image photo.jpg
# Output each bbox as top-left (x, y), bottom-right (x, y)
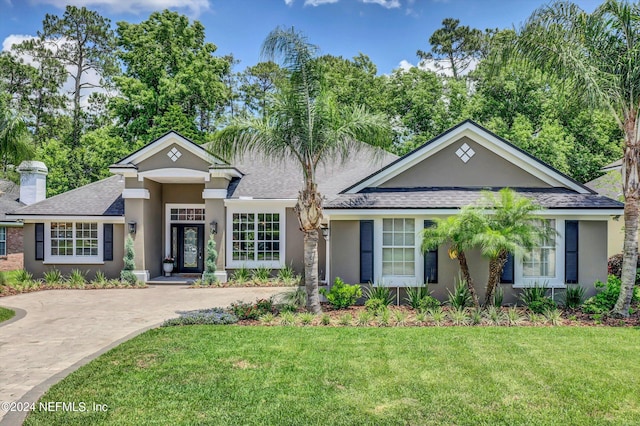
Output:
top-left (421, 209), bottom-right (485, 308)
top-left (0, 105), bottom-right (33, 174)
top-left (472, 189), bottom-right (551, 306)
top-left (210, 27), bottom-right (390, 313)
top-left (504, 0), bottom-right (640, 316)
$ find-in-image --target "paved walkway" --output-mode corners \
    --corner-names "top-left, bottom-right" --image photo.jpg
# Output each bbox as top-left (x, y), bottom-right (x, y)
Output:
top-left (0, 285), bottom-right (285, 424)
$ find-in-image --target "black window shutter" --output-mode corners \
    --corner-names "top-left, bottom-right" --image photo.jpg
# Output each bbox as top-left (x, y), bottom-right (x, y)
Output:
top-left (103, 224), bottom-right (114, 261)
top-left (423, 220), bottom-right (438, 283)
top-left (565, 220), bottom-right (579, 284)
top-left (35, 223), bottom-right (44, 260)
top-left (500, 252), bottom-right (514, 284)
top-left (360, 220), bottom-right (374, 283)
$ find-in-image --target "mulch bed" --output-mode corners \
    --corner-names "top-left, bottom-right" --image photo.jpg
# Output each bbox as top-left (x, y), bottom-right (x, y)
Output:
top-left (0, 283), bottom-right (147, 297)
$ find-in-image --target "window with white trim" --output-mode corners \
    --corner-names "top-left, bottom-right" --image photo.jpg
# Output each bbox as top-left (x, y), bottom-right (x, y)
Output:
top-left (382, 218), bottom-right (415, 276)
top-left (232, 213), bottom-right (280, 262)
top-left (50, 222), bottom-right (98, 257)
top-left (523, 219), bottom-right (556, 278)
top-left (0, 227), bottom-right (6, 256)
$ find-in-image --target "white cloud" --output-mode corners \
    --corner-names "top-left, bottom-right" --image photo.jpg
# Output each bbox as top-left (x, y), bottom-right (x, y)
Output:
top-left (2, 34), bottom-right (35, 53)
top-left (284, 0), bottom-right (294, 4)
top-left (360, 0), bottom-right (400, 8)
top-left (397, 59), bottom-right (413, 71)
top-left (32, 0), bottom-right (210, 17)
top-left (304, 0), bottom-right (339, 5)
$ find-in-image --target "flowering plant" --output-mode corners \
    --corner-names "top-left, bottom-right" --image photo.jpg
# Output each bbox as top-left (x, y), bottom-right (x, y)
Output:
top-left (162, 256), bottom-right (175, 264)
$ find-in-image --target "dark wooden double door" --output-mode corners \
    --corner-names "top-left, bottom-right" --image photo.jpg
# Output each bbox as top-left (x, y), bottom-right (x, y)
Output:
top-left (171, 224), bottom-right (204, 273)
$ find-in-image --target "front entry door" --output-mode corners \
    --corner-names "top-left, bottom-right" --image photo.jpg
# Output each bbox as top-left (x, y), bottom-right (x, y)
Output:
top-left (172, 224), bottom-right (204, 273)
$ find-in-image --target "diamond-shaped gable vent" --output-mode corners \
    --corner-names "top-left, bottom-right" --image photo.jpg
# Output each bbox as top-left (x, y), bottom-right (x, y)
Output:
top-left (167, 147), bottom-right (182, 162)
top-left (455, 143), bottom-right (475, 163)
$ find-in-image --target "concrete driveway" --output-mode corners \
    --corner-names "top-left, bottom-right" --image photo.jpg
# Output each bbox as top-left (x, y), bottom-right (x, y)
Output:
top-left (0, 285), bottom-right (285, 424)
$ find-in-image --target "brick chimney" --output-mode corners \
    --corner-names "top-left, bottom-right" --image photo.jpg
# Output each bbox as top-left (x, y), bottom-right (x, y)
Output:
top-left (17, 161), bottom-right (48, 206)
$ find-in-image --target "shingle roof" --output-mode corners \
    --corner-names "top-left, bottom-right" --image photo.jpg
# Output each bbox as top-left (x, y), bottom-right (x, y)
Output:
top-left (229, 145), bottom-right (398, 199)
top-left (0, 180), bottom-right (23, 222)
top-left (9, 175), bottom-right (124, 217)
top-left (585, 171), bottom-right (623, 201)
top-left (325, 187), bottom-right (624, 210)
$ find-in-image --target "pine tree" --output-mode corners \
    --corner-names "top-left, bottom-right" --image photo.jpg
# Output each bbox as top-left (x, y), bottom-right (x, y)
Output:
top-left (202, 235), bottom-right (218, 285)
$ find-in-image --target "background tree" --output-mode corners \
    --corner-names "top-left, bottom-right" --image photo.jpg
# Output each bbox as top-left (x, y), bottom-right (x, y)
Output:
top-left (210, 27), bottom-right (390, 313)
top-left (0, 103), bottom-right (34, 175)
top-left (112, 10), bottom-right (229, 142)
top-left (238, 61), bottom-right (285, 118)
top-left (21, 5), bottom-right (117, 148)
top-left (507, 0), bottom-right (639, 316)
top-left (417, 18), bottom-right (483, 78)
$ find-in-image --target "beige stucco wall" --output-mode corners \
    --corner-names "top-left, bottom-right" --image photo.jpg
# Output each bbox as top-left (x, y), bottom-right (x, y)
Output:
top-left (327, 218), bottom-right (610, 305)
top-left (284, 208), bottom-right (326, 278)
top-left (381, 137), bottom-right (551, 188)
top-left (205, 199), bottom-right (226, 270)
top-left (136, 143), bottom-right (211, 172)
top-left (143, 179), bottom-right (162, 278)
top-left (22, 222), bottom-right (125, 280)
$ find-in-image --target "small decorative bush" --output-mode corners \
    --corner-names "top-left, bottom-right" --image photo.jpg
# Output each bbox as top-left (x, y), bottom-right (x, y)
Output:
top-left (405, 285), bottom-right (430, 309)
top-left (582, 275), bottom-right (640, 314)
top-left (447, 280), bottom-right (473, 310)
top-left (44, 269), bottom-right (63, 285)
top-left (320, 313), bottom-right (331, 325)
top-left (448, 307), bottom-right (468, 326)
top-left (527, 297), bottom-right (557, 314)
top-left (16, 269), bottom-right (33, 283)
top-left (251, 266), bottom-right (272, 284)
top-left (259, 312), bottom-right (275, 325)
top-left (493, 286), bottom-right (504, 307)
top-left (520, 283), bottom-right (556, 313)
top-left (68, 269), bottom-right (86, 287)
top-left (417, 296), bottom-right (440, 313)
top-left (298, 312), bottom-right (315, 326)
top-left (320, 277), bottom-right (362, 309)
top-left (607, 253), bottom-right (640, 280)
top-left (120, 235), bottom-right (137, 285)
top-left (162, 308), bottom-right (238, 326)
top-left (364, 284), bottom-right (394, 312)
top-left (202, 235), bottom-right (218, 285)
top-left (562, 285), bottom-right (585, 309)
top-left (278, 287), bottom-right (307, 311)
top-left (233, 266), bottom-right (251, 284)
top-left (356, 310), bottom-right (373, 326)
top-left (277, 264), bottom-right (300, 286)
top-left (393, 309), bottom-right (409, 326)
top-left (338, 313), bottom-right (353, 326)
top-left (279, 311), bottom-right (296, 326)
top-left (228, 298), bottom-right (274, 320)
top-left (365, 298), bottom-right (388, 314)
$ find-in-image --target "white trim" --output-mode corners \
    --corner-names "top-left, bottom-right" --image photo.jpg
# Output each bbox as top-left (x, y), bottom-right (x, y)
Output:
top-left (44, 221), bottom-right (103, 264)
top-left (514, 219), bottom-right (565, 288)
top-left (115, 132), bottom-right (223, 166)
top-left (202, 189), bottom-right (227, 199)
top-left (107, 167), bottom-right (137, 178)
top-left (225, 202), bottom-right (287, 269)
top-left (224, 199), bottom-right (296, 208)
top-left (345, 122), bottom-right (590, 194)
top-left (138, 168), bottom-right (210, 183)
top-left (210, 168), bottom-right (243, 179)
top-left (16, 216), bottom-right (124, 223)
top-left (122, 188), bottom-right (150, 199)
top-left (325, 209), bottom-right (621, 219)
top-left (164, 203), bottom-right (206, 259)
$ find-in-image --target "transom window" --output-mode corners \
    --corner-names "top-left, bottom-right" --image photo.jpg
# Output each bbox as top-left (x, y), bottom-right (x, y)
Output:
top-left (232, 213), bottom-right (280, 262)
top-left (170, 208), bottom-right (205, 221)
top-left (382, 218), bottom-right (415, 276)
top-left (523, 219), bottom-right (556, 278)
top-left (51, 222), bottom-right (98, 257)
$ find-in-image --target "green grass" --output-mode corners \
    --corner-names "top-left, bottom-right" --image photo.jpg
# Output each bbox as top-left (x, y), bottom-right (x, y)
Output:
top-left (0, 306), bottom-right (14, 323)
top-left (26, 327), bottom-right (640, 425)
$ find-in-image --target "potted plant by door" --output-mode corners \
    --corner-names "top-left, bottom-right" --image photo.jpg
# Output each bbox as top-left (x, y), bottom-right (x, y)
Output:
top-left (162, 256), bottom-right (175, 277)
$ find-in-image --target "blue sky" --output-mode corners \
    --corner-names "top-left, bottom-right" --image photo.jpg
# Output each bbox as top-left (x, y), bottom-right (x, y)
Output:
top-left (2, 0), bottom-right (603, 74)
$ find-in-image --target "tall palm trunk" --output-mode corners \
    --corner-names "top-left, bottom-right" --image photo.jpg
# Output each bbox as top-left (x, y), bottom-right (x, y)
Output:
top-left (614, 114), bottom-right (639, 317)
top-left (485, 250), bottom-right (508, 306)
top-left (457, 250), bottom-right (479, 308)
top-left (295, 181), bottom-right (323, 313)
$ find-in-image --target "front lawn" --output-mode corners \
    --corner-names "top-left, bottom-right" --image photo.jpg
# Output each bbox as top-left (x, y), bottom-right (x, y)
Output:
top-left (0, 306), bottom-right (14, 323)
top-left (26, 327), bottom-right (640, 425)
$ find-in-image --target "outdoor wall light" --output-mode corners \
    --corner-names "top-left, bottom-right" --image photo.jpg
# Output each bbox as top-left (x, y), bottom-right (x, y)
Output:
top-left (210, 220), bottom-right (218, 235)
top-left (128, 221), bottom-right (137, 234)
top-left (320, 225), bottom-right (329, 238)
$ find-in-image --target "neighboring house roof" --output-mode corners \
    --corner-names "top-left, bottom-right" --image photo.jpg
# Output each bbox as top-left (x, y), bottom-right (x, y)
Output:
top-left (326, 187), bottom-right (624, 210)
top-left (601, 159), bottom-right (622, 172)
top-left (0, 180), bottom-right (23, 222)
top-left (9, 176), bottom-right (124, 217)
top-left (229, 145), bottom-right (398, 199)
top-left (585, 170), bottom-right (623, 202)
top-left (342, 120), bottom-right (595, 195)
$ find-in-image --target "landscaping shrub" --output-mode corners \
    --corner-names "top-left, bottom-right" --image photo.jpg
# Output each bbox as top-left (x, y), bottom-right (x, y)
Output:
top-left (493, 286), bottom-right (504, 307)
top-left (447, 280), bottom-right (473, 309)
top-left (562, 285), bottom-right (585, 309)
top-left (162, 308), bottom-right (238, 326)
top-left (417, 296), bottom-right (440, 313)
top-left (277, 264), bottom-right (300, 286)
top-left (251, 266), bottom-right (272, 284)
top-left (44, 269), bottom-right (63, 285)
top-left (405, 285), bottom-right (430, 309)
top-left (607, 253), bottom-right (640, 281)
top-left (320, 277), bottom-right (362, 309)
top-left (120, 235), bottom-right (137, 285)
top-left (582, 275), bottom-right (640, 314)
top-left (229, 298), bottom-right (275, 320)
top-left (233, 266), bottom-right (251, 284)
top-left (15, 269), bottom-right (33, 283)
top-left (202, 235), bottom-right (218, 285)
top-left (520, 284), bottom-right (556, 314)
top-left (68, 269), bottom-right (86, 287)
top-left (363, 284), bottom-right (394, 313)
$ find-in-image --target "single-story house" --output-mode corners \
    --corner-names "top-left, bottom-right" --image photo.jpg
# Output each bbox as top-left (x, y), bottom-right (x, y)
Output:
top-left (8, 120), bottom-right (623, 304)
top-left (585, 160), bottom-right (625, 257)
